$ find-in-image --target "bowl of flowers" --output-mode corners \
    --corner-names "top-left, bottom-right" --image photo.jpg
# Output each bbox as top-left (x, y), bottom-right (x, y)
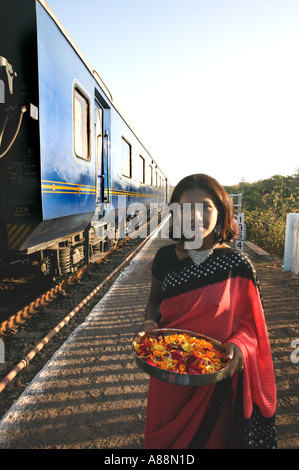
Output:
top-left (133, 328), bottom-right (231, 386)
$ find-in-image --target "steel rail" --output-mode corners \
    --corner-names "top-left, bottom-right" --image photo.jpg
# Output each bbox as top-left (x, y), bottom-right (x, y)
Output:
top-left (0, 216), bottom-right (168, 393)
top-left (0, 214), bottom-right (161, 339)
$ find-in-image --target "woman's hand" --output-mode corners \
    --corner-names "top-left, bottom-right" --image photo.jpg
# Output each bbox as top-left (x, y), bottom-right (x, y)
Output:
top-left (135, 319), bottom-right (158, 338)
top-left (224, 342), bottom-right (244, 378)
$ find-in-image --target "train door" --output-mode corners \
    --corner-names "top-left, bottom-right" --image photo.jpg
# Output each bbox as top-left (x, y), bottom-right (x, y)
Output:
top-left (95, 102), bottom-right (104, 203)
top-left (95, 100), bottom-right (110, 204)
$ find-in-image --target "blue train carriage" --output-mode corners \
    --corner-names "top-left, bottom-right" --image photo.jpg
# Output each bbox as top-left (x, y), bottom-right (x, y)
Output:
top-left (0, 0), bottom-right (169, 276)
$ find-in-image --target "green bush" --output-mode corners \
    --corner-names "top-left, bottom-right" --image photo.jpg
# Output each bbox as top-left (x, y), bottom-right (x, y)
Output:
top-left (244, 208), bottom-right (286, 256)
top-left (225, 171), bottom-right (299, 257)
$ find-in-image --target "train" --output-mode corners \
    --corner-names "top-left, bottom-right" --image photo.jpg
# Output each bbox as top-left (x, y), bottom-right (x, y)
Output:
top-left (0, 0), bottom-right (171, 276)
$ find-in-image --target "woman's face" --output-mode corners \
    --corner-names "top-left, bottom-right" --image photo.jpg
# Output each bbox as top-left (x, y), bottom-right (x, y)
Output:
top-left (178, 188), bottom-right (219, 248)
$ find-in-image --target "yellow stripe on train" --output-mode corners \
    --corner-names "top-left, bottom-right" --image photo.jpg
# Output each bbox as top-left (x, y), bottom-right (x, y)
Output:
top-left (41, 180), bottom-right (96, 195)
top-left (42, 179), bottom-right (96, 189)
top-left (41, 185), bottom-right (163, 198)
top-left (110, 189), bottom-right (164, 198)
top-left (42, 185), bottom-right (96, 194)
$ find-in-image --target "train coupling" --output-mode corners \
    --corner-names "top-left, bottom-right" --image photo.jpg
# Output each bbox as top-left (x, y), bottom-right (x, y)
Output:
top-left (0, 56), bottom-right (17, 95)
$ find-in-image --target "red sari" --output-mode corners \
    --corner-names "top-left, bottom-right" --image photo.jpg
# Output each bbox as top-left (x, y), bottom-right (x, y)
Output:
top-left (144, 246), bottom-right (276, 449)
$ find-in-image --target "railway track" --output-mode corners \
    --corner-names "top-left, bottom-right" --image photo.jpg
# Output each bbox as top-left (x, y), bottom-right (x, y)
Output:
top-left (0, 216), bottom-right (166, 421)
top-left (0, 219), bottom-right (156, 338)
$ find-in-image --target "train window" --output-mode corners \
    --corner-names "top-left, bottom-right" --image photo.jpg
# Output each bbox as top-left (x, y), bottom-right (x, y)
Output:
top-left (121, 137), bottom-right (132, 178)
top-left (139, 155), bottom-right (145, 184)
top-left (149, 165), bottom-right (153, 187)
top-left (155, 171), bottom-right (158, 189)
top-left (74, 86), bottom-right (91, 161)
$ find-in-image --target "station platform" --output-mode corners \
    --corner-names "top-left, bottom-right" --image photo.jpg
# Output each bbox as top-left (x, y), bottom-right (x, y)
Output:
top-left (0, 227), bottom-right (172, 449)
top-left (0, 227), bottom-right (298, 449)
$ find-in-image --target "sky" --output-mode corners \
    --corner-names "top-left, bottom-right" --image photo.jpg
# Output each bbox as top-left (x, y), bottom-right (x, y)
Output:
top-left (46, 0), bottom-right (299, 186)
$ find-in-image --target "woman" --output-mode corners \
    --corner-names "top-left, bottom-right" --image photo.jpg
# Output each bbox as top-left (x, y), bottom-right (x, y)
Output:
top-left (137, 174), bottom-right (276, 449)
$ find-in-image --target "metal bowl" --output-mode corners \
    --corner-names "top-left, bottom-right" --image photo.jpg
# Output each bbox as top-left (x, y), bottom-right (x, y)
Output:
top-left (133, 328), bottom-right (231, 386)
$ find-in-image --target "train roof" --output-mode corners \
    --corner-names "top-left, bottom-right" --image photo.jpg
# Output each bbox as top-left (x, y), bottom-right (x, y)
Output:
top-left (38, 0), bottom-right (169, 182)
